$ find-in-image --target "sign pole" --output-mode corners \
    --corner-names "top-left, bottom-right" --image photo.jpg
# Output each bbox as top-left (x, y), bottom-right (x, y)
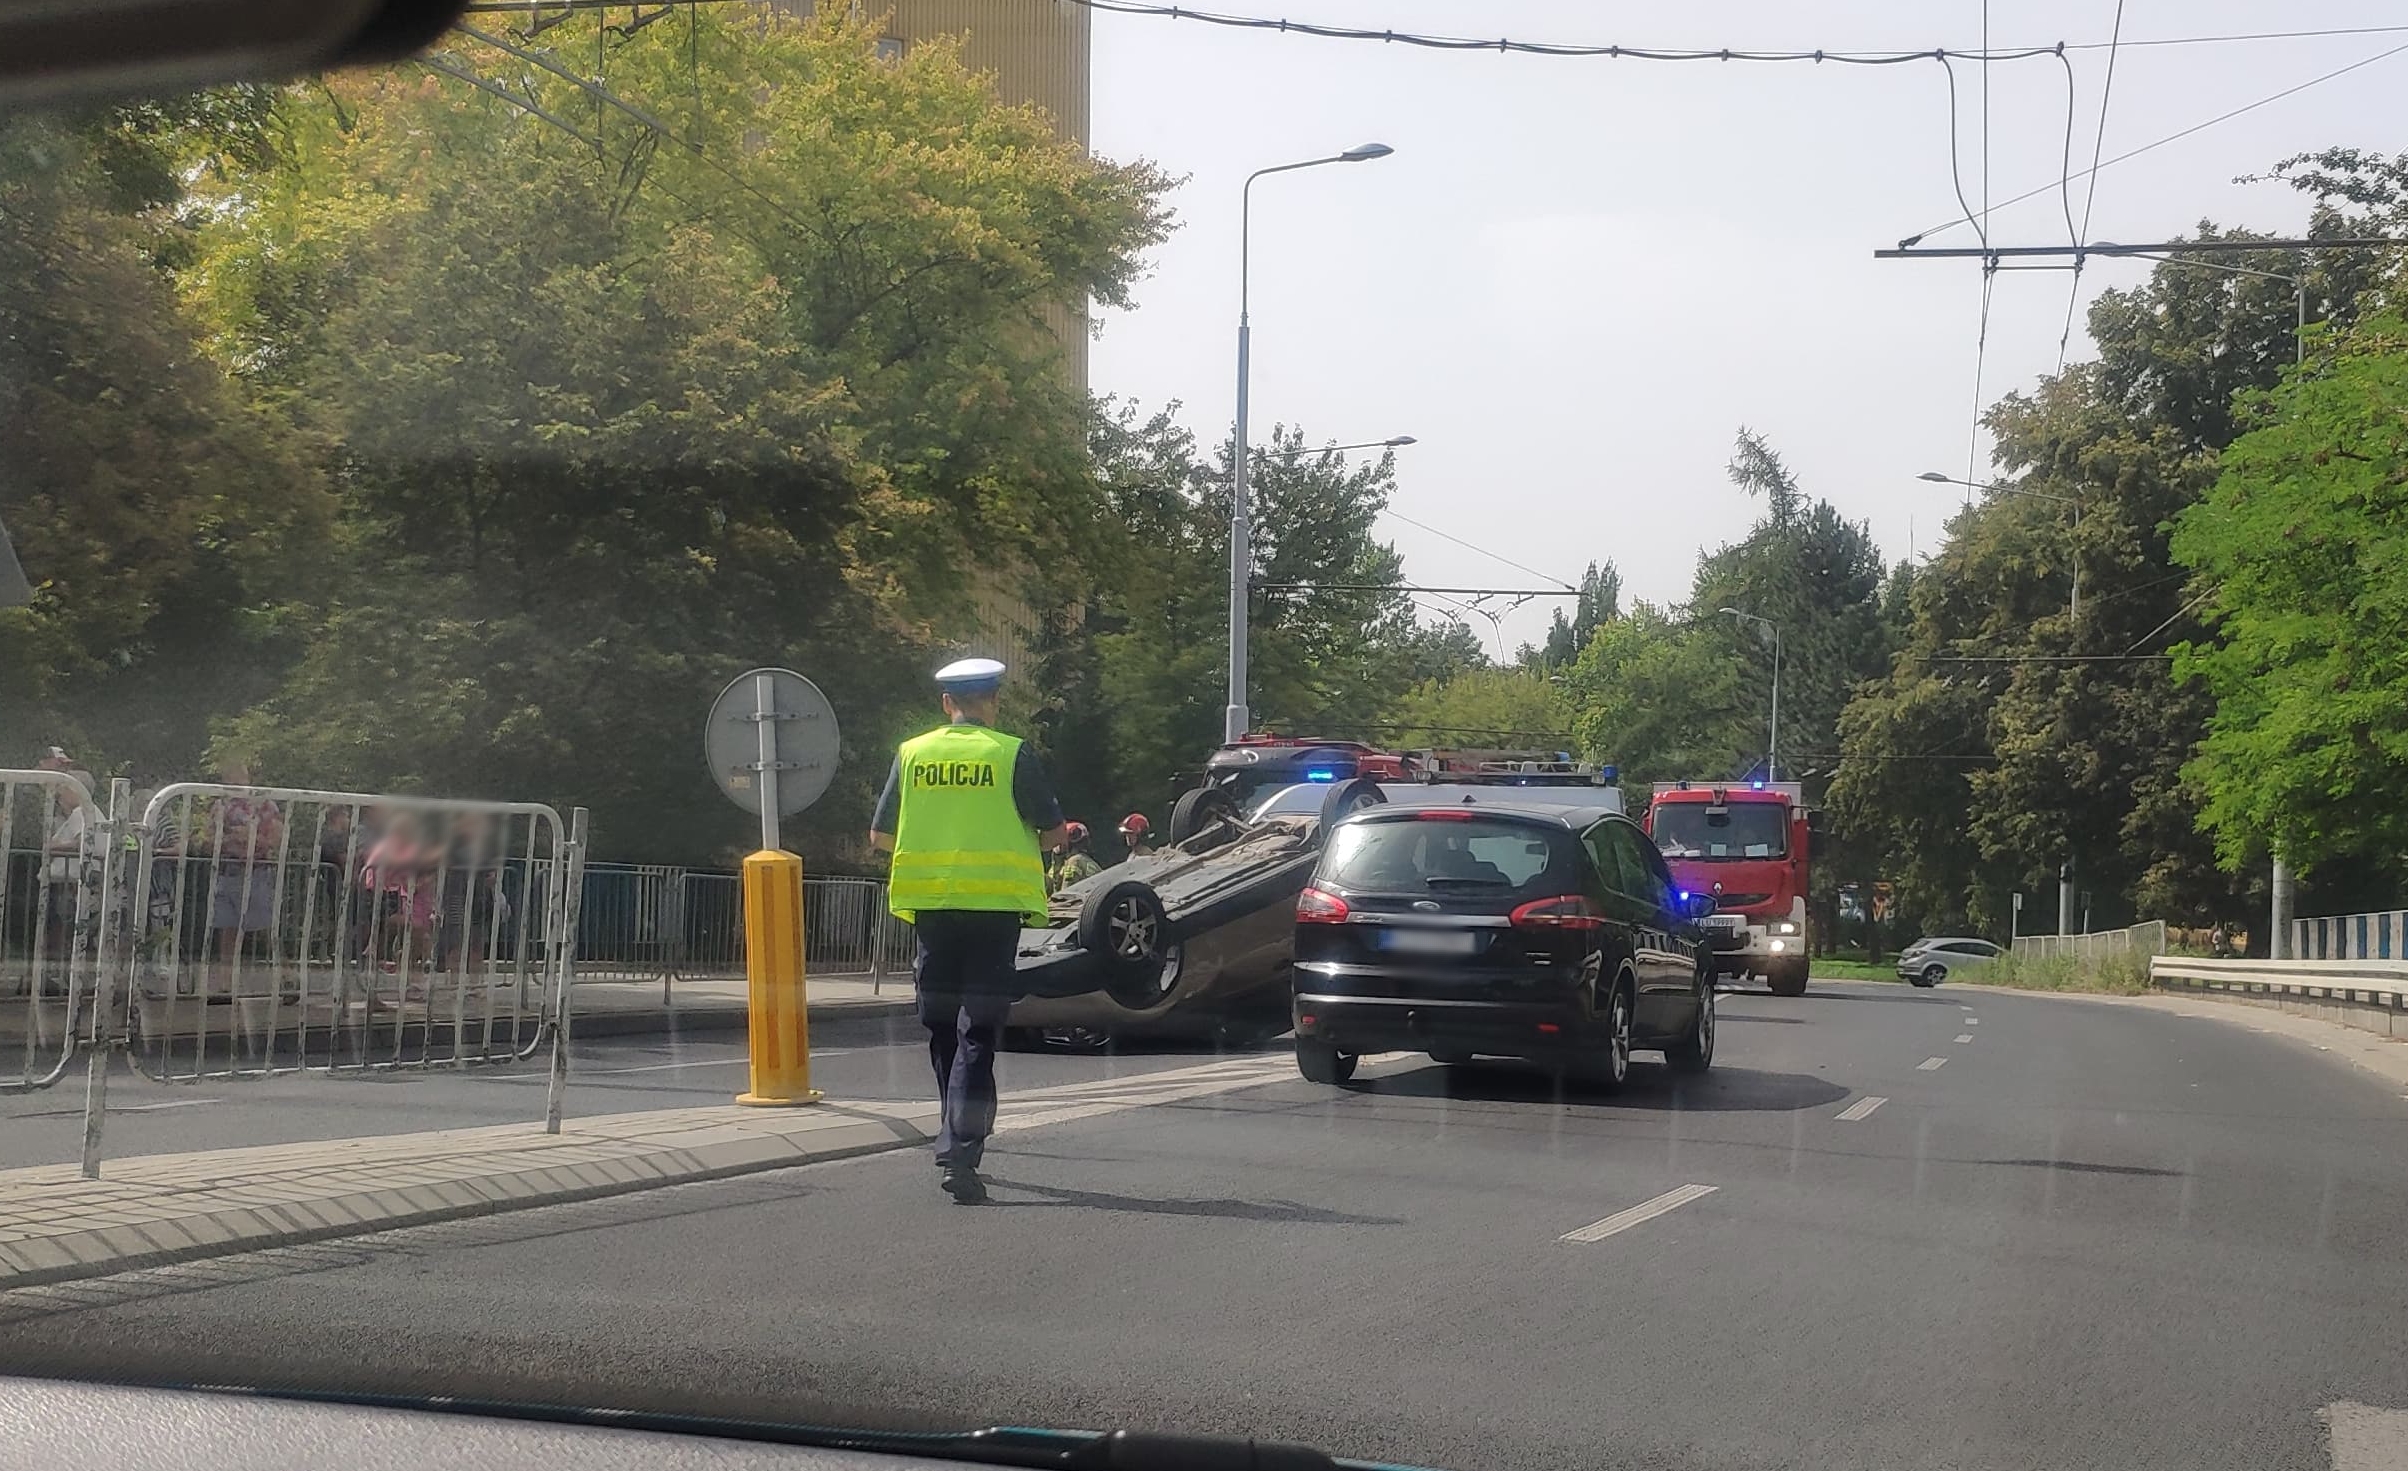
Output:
top-left (734, 670), bottom-right (818, 1107)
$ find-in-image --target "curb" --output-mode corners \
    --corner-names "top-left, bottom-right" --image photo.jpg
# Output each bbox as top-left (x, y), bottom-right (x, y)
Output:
top-left (0, 1101), bottom-right (937, 1293)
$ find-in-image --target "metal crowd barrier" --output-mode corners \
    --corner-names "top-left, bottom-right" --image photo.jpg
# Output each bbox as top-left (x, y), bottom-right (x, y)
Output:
top-left (2011, 919), bottom-right (2167, 963)
top-left (116, 785), bottom-right (586, 1092)
top-left (569, 868), bottom-right (912, 997)
top-left (0, 769), bottom-right (116, 1094)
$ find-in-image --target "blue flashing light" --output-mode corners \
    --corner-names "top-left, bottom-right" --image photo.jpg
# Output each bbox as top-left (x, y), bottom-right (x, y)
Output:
top-left (1599, 764), bottom-right (1618, 781)
top-left (1751, 780), bottom-right (1765, 790)
top-left (1678, 890), bottom-right (1691, 902)
top-left (1304, 769), bottom-right (1338, 782)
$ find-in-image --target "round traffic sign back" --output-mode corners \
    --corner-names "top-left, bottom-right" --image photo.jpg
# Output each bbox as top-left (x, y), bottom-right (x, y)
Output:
top-left (704, 668), bottom-right (839, 817)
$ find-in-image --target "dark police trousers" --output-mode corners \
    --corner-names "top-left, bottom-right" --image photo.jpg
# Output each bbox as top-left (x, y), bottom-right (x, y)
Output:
top-left (911, 910), bottom-right (1023, 1170)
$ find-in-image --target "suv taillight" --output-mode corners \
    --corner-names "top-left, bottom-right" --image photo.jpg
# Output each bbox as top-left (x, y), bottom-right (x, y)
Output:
top-left (1509, 894), bottom-right (1604, 931)
top-left (1297, 887), bottom-right (1351, 924)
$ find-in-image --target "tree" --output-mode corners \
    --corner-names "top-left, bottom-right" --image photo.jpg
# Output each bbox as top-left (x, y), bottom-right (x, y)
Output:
top-left (2171, 316), bottom-right (2408, 884)
top-left (1564, 607), bottom-right (1744, 787)
top-left (0, 101), bottom-right (324, 781)
top-left (1391, 669), bottom-right (1570, 749)
top-left (1528, 561), bottom-right (1621, 668)
top-left (166, 9), bottom-right (1171, 864)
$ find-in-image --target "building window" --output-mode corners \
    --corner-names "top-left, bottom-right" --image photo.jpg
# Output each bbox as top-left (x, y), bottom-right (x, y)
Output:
top-left (874, 35), bottom-right (904, 61)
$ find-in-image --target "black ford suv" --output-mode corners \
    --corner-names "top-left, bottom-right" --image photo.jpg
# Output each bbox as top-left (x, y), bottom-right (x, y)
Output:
top-left (1289, 803), bottom-right (1716, 1088)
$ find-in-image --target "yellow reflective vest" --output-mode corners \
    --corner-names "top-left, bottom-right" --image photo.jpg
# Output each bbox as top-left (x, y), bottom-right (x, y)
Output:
top-left (886, 723), bottom-right (1049, 925)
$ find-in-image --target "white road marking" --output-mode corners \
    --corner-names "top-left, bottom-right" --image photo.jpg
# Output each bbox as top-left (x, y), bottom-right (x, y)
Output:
top-left (110, 1099), bottom-right (222, 1113)
top-left (1560, 1183), bottom-right (1719, 1243)
top-left (1917, 1056), bottom-right (1950, 1071)
top-left (1955, 1033), bottom-right (1974, 1043)
top-left (1965, 1017), bottom-right (1979, 1025)
top-left (2319, 1401), bottom-right (2408, 1471)
top-left (1835, 1096), bottom-right (1887, 1122)
top-left (991, 1051), bottom-right (1412, 1135)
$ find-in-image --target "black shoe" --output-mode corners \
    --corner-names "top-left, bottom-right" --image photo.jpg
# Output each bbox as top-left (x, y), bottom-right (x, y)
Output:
top-left (939, 1164), bottom-right (987, 1205)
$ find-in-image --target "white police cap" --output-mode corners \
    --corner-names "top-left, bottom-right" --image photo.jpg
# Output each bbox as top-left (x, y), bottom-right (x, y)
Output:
top-left (934, 657), bottom-right (1006, 695)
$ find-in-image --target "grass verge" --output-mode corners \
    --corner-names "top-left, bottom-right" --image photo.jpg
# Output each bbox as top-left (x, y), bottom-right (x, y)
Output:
top-left (1809, 959), bottom-right (1900, 982)
top-left (1957, 949), bottom-right (2153, 996)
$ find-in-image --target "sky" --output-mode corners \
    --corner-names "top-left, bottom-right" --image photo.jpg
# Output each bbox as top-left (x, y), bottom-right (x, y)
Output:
top-left (1082, 0), bottom-right (2408, 656)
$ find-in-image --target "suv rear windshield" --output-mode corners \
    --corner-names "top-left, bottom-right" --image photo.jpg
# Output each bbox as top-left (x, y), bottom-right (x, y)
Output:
top-left (1317, 817), bottom-right (1577, 897)
top-left (1652, 801), bottom-right (1789, 860)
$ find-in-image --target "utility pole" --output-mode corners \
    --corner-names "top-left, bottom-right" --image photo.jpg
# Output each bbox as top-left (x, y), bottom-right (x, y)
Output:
top-left (2058, 860), bottom-right (2075, 938)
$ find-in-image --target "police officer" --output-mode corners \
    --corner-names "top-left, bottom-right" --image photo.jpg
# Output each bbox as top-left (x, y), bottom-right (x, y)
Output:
top-left (869, 658), bottom-right (1067, 1205)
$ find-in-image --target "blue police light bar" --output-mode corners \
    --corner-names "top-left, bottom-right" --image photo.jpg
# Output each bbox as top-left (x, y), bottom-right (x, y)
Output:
top-left (1752, 780), bottom-right (1765, 790)
top-left (1304, 769), bottom-right (1338, 782)
top-left (1599, 765), bottom-right (1618, 781)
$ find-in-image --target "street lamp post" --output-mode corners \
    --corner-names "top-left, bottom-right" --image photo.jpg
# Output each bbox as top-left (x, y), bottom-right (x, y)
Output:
top-left (1917, 472), bottom-right (2085, 619)
top-left (1226, 142), bottom-right (1395, 744)
top-left (1719, 607), bottom-right (1781, 782)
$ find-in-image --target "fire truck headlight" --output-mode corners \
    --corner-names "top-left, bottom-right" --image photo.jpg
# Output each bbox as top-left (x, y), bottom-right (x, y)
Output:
top-left (1769, 939), bottom-right (1788, 953)
top-left (1773, 921), bottom-right (1799, 935)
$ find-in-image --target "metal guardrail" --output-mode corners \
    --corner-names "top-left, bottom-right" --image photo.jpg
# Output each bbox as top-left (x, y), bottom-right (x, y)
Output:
top-left (2012, 920), bottom-right (2167, 963)
top-left (2149, 955), bottom-right (2408, 1008)
top-left (2291, 910), bottom-right (2408, 962)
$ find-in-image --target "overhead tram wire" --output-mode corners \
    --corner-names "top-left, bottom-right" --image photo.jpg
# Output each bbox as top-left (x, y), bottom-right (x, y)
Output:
top-left (1379, 507), bottom-right (1576, 593)
top-left (1903, 39), bottom-right (2408, 246)
top-left (2061, 0), bottom-right (2128, 367)
top-left (453, 2), bottom-right (2408, 56)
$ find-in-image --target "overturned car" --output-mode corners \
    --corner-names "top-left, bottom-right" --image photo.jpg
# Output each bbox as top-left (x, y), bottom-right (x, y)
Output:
top-left (1007, 776), bottom-right (1387, 1047)
top-left (1007, 746), bottom-right (1622, 1047)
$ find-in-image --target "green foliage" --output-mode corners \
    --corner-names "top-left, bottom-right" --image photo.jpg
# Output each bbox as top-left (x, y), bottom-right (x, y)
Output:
top-left (0, 107), bottom-right (325, 780)
top-left (153, 9), bottom-right (1171, 863)
top-left (1390, 668), bottom-right (1569, 749)
top-left (2171, 317), bottom-right (2408, 876)
top-left (1563, 607), bottom-right (1743, 786)
top-left (1526, 561), bottom-right (1619, 669)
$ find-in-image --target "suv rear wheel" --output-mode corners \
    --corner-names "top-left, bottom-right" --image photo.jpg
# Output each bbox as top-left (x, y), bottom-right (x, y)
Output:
top-left (1571, 978), bottom-right (1634, 1093)
top-left (1296, 1039), bottom-right (1358, 1085)
top-left (1667, 981), bottom-right (1715, 1074)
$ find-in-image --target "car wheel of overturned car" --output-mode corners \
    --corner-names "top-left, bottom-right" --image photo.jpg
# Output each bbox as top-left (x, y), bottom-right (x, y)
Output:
top-left (1316, 775), bottom-right (1387, 830)
top-left (1296, 1039), bottom-right (1358, 1085)
top-left (1168, 784), bottom-right (1238, 846)
top-left (1915, 963), bottom-right (1947, 988)
top-left (1077, 880), bottom-right (1179, 1009)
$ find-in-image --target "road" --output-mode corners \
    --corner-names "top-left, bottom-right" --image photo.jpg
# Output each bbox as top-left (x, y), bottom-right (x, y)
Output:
top-left (5, 979), bottom-right (2408, 1471)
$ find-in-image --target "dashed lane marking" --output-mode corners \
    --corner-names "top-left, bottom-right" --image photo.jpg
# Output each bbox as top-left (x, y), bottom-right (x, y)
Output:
top-left (1955, 1033), bottom-right (1974, 1043)
top-left (1560, 1183), bottom-right (1718, 1243)
top-left (1835, 1096), bottom-right (1887, 1122)
top-left (1917, 1056), bottom-right (1950, 1071)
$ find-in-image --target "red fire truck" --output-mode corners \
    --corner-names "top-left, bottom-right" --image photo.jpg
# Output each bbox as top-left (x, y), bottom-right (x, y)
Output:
top-left (1644, 780), bottom-right (1812, 995)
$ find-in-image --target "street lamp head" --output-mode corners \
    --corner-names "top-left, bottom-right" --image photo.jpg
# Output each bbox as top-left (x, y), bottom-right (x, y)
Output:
top-left (1384, 435), bottom-right (1417, 447)
top-left (1916, 471), bottom-right (1953, 483)
top-left (1717, 607), bottom-right (1744, 618)
top-left (1340, 142), bottom-right (1395, 162)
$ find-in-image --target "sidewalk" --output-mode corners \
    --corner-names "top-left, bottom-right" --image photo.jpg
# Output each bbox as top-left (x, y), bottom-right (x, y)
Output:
top-left (569, 973), bottom-right (913, 1037)
top-left (0, 1098), bottom-right (938, 1290)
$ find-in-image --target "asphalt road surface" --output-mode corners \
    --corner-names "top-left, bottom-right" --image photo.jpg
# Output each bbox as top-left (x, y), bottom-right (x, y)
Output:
top-left (5, 979), bottom-right (2408, 1471)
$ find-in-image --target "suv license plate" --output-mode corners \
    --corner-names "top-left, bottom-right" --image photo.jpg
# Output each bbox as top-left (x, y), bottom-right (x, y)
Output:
top-left (1379, 929), bottom-right (1479, 956)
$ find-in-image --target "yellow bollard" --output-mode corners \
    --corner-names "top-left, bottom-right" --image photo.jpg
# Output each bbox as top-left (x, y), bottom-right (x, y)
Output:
top-left (736, 848), bottom-right (820, 1106)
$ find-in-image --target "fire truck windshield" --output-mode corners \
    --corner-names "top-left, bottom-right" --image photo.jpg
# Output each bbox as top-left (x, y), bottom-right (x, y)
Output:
top-left (1654, 802), bottom-right (1789, 860)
